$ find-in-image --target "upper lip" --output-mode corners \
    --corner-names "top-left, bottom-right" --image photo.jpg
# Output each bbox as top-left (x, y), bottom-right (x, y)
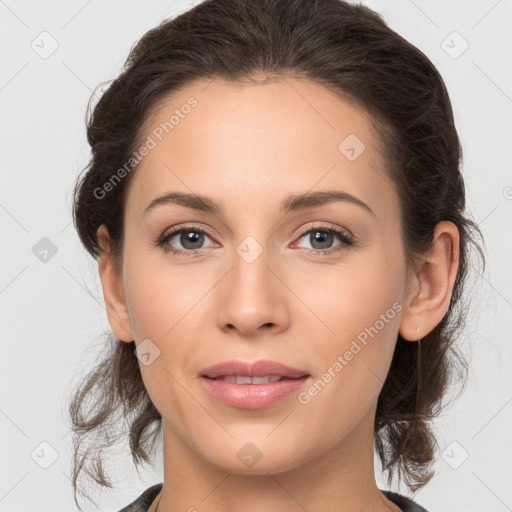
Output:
top-left (200, 359), bottom-right (309, 379)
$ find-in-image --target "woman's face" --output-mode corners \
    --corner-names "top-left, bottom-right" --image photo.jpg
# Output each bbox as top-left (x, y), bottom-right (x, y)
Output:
top-left (109, 77), bottom-right (417, 474)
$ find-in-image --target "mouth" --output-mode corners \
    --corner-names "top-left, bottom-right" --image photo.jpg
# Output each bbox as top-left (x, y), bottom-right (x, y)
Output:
top-left (203, 375), bottom-right (306, 384)
top-left (199, 360), bottom-right (310, 409)
top-left (200, 359), bottom-right (309, 380)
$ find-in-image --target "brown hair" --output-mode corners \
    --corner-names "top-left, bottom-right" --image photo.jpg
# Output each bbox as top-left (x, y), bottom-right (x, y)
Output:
top-left (67, 0), bottom-right (485, 508)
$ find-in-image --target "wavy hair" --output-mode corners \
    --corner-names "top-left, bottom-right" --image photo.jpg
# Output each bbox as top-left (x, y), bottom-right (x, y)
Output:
top-left (67, 0), bottom-right (485, 508)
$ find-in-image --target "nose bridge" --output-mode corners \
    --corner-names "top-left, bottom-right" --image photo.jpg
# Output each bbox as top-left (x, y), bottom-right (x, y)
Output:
top-left (216, 232), bottom-right (286, 333)
top-left (231, 233), bottom-right (275, 302)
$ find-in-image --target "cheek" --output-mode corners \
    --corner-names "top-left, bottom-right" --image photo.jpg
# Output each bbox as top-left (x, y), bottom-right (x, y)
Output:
top-left (122, 247), bottom-right (192, 340)
top-left (122, 253), bottom-right (208, 391)
top-left (297, 254), bottom-right (403, 340)
top-left (294, 256), bottom-right (404, 410)
top-left (124, 279), bottom-right (172, 340)
top-left (122, 259), bottom-right (199, 420)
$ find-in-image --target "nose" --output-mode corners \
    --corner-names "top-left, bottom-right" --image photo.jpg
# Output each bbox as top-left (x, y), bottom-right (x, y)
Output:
top-left (216, 247), bottom-right (290, 337)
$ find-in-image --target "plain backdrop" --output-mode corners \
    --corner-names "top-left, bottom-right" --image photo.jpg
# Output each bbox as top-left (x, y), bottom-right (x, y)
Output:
top-left (1, 1), bottom-right (511, 511)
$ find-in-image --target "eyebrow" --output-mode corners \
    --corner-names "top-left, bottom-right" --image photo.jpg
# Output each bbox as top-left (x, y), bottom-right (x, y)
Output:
top-left (143, 190), bottom-right (375, 217)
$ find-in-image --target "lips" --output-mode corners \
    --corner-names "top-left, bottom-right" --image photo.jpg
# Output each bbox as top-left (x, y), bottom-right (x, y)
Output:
top-left (199, 359), bottom-right (310, 409)
top-left (200, 359), bottom-right (309, 380)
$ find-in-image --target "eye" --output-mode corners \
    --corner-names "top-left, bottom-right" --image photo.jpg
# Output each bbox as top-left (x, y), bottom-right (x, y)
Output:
top-left (156, 224), bottom-right (217, 256)
top-left (155, 223), bottom-right (355, 258)
top-left (293, 224), bottom-right (355, 256)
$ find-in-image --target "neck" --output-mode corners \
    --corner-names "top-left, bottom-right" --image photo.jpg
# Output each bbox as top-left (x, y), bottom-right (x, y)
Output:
top-left (154, 408), bottom-right (401, 512)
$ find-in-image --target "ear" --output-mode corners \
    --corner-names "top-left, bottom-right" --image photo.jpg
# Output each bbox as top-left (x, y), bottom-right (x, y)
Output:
top-left (399, 221), bottom-right (460, 342)
top-left (97, 224), bottom-right (134, 342)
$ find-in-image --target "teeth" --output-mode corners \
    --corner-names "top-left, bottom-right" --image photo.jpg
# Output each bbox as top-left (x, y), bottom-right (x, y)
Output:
top-left (217, 375), bottom-right (283, 384)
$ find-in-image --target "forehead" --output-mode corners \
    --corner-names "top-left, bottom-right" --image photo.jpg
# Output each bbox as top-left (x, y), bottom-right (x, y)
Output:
top-left (125, 77), bottom-right (398, 223)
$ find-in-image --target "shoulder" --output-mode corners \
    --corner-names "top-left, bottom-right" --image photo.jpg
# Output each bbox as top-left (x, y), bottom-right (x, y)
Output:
top-left (116, 484), bottom-right (428, 512)
top-left (381, 490), bottom-right (430, 512)
top-left (117, 483), bottom-right (163, 512)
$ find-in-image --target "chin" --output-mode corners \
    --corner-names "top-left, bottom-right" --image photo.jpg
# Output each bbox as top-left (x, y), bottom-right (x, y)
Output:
top-left (198, 435), bottom-right (311, 476)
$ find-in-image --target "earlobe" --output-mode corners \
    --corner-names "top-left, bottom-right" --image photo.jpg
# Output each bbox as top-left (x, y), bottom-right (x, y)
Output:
top-left (97, 224), bottom-right (134, 342)
top-left (399, 221), bottom-right (460, 342)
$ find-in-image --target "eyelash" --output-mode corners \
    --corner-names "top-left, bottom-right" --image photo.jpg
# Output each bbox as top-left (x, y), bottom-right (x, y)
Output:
top-left (155, 223), bottom-right (355, 258)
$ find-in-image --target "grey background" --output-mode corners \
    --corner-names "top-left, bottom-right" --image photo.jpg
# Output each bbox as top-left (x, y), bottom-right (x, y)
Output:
top-left (1, 1), bottom-right (511, 511)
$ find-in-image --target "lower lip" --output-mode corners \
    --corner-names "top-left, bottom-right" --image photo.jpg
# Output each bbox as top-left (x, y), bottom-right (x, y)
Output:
top-left (200, 376), bottom-right (309, 409)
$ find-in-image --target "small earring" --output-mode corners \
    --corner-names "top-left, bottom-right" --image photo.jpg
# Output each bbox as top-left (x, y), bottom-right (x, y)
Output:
top-left (416, 326), bottom-right (420, 333)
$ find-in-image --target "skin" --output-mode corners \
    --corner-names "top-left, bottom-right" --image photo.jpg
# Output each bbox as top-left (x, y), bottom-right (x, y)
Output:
top-left (96, 77), bottom-right (460, 512)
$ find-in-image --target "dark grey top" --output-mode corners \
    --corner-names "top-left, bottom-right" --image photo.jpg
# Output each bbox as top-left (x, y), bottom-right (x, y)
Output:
top-left (117, 483), bottom-right (429, 511)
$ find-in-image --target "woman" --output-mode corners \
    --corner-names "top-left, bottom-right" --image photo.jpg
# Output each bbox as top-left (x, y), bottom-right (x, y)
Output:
top-left (68, 0), bottom-right (485, 511)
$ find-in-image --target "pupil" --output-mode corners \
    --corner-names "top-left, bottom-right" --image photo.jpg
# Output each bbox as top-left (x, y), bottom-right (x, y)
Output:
top-left (181, 231), bottom-right (203, 249)
top-left (312, 231), bottom-right (332, 249)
